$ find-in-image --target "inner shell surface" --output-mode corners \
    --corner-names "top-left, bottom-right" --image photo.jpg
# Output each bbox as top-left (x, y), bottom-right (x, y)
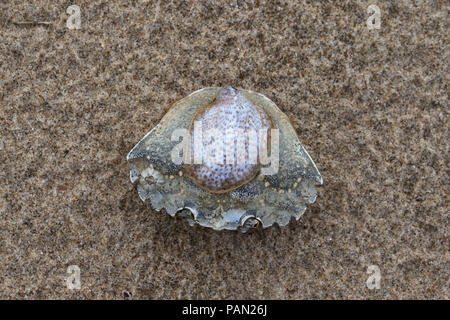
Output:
top-left (185, 86), bottom-right (273, 193)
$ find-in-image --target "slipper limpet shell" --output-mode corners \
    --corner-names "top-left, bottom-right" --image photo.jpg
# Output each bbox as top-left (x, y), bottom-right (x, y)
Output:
top-left (127, 86), bottom-right (322, 232)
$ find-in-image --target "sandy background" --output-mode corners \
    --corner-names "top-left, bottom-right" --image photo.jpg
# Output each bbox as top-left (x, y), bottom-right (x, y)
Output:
top-left (0, 1), bottom-right (448, 299)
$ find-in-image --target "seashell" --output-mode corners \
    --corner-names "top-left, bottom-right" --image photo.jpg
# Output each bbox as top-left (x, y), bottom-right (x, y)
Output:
top-left (127, 86), bottom-right (322, 232)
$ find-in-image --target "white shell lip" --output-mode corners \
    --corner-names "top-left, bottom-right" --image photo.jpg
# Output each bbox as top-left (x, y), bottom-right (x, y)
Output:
top-left (127, 86), bottom-right (323, 232)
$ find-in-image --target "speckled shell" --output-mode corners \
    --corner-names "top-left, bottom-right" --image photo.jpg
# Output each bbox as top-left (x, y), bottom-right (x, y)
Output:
top-left (185, 86), bottom-right (273, 194)
top-left (127, 87), bottom-right (322, 232)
